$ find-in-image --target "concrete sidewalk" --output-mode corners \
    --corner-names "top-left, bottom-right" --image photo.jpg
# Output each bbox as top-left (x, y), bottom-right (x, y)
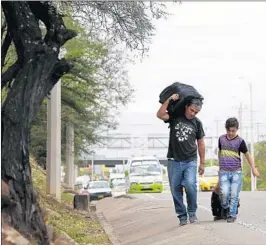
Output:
top-left (96, 193), bottom-right (266, 245)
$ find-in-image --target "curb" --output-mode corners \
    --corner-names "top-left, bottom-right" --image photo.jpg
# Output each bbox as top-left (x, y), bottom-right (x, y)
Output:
top-left (96, 212), bottom-right (122, 245)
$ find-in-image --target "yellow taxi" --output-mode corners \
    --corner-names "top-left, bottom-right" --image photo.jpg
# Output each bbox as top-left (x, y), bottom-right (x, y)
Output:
top-left (199, 166), bottom-right (219, 191)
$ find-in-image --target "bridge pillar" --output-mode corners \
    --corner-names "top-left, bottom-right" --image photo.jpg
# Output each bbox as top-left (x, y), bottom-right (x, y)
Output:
top-left (47, 81), bottom-right (61, 201)
top-left (65, 122), bottom-right (74, 189)
top-left (74, 165), bottom-right (78, 182)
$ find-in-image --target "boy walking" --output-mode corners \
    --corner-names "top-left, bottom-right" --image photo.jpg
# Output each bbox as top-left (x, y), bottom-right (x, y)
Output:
top-left (218, 117), bottom-right (260, 223)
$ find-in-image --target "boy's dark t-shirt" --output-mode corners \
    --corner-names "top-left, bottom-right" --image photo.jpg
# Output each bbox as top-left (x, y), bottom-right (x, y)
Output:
top-left (166, 115), bottom-right (205, 162)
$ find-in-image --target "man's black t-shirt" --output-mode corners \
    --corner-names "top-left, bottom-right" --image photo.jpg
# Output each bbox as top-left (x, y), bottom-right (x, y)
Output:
top-left (166, 115), bottom-right (205, 162)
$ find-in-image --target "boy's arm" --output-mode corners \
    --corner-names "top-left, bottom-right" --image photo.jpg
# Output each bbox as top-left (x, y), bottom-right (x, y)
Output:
top-left (240, 140), bottom-right (260, 177)
top-left (244, 152), bottom-right (260, 177)
top-left (244, 152), bottom-right (256, 168)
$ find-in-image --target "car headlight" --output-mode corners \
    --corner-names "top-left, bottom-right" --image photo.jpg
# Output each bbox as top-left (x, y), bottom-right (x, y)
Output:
top-left (130, 182), bottom-right (138, 186)
top-left (154, 181), bottom-right (162, 184)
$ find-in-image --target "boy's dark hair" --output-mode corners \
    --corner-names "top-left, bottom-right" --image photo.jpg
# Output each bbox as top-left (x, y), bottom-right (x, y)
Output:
top-left (225, 117), bottom-right (239, 130)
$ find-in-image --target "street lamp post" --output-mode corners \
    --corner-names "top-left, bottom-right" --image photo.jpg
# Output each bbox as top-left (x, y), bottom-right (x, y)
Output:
top-left (249, 83), bottom-right (256, 191)
top-left (91, 154), bottom-right (94, 181)
top-left (238, 77), bottom-right (256, 191)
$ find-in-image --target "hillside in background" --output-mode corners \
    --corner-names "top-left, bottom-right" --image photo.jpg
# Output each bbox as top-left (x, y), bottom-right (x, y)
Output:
top-left (2, 157), bottom-right (111, 245)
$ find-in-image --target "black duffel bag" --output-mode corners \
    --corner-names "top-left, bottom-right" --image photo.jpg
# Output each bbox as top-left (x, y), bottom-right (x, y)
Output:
top-left (159, 82), bottom-right (204, 117)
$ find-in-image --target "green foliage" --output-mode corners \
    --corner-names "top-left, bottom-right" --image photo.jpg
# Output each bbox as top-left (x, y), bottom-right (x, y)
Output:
top-left (60, 2), bottom-right (168, 54)
top-left (205, 159), bottom-right (219, 167)
top-left (242, 141), bottom-right (266, 191)
top-left (124, 170), bottom-right (129, 177)
top-left (31, 158), bottom-right (111, 245)
top-left (28, 15), bottom-right (133, 167)
top-left (2, 3), bottom-right (169, 169)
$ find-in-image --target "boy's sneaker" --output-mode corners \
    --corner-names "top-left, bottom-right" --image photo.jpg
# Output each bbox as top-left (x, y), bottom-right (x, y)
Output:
top-left (189, 215), bottom-right (198, 224)
top-left (179, 219), bottom-right (188, 226)
top-left (227, 216), bottom-right (237, 223)
top-left (214, 216), bottom-right (223, 221)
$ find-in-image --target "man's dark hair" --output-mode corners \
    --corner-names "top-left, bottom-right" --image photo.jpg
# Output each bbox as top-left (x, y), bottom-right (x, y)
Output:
top-left (225, 117), bottom-right (239, 130)
top-left (186, 98), bottom-right (203, 109)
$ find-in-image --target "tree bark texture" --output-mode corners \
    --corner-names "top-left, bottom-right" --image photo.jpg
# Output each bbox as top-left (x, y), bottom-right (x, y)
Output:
top-left (1, 1), bottom-right (76, 244)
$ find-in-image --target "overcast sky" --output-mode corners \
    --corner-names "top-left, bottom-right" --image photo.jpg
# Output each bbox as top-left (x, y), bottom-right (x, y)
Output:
top-left (112, 2), bottom-right (266, 138)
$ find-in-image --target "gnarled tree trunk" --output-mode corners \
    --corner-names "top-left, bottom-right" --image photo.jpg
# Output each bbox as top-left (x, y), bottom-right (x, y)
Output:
top-left (1, 1), bottom-right (76, 243)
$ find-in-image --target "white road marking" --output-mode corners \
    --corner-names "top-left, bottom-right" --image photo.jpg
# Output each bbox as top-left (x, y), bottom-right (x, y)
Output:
top-left (145, 193), bottom-right (266, 235)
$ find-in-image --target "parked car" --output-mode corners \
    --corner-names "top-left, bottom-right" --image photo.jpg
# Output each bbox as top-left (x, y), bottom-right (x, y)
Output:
top-left (112, 181), bottom-right (126, 192)
top-left (86, 181), bottom-right (112, 200)
top-left (75, 175), bottom-right (90, 191)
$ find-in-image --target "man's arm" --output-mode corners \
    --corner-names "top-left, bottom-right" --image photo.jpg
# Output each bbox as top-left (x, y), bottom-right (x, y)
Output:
top-left (197, 138), bottom-right (205, 175)
top-left (156, 94), bottom-right (179, 121)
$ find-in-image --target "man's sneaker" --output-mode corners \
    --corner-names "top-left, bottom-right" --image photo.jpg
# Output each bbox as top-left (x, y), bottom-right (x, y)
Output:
top-left (179, 219), bottom-right (188, 226)
top-left (221, 208), bottom-right (229, 220)
top-left (227, 216), bottom-right (237, 223)
top-left (189, 216), bottom-right (198, 224)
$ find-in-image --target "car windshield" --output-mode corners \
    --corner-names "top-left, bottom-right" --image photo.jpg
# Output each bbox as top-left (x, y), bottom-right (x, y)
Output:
top-left (204, 167), bottom-right (219, 177)
top-left (130, 160), bottom-right (161, 176)
top-left (88, 181), bottom-right (109, 189)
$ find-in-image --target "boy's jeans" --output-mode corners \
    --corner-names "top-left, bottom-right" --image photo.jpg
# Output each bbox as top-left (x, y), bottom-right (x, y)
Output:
top-left (219, 170), bottom-right (242, 217)
top-left (167, 160), bottom-right (197, 221)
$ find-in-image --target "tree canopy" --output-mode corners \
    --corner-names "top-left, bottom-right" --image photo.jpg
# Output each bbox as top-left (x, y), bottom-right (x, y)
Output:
top-left (29, 15), bottom-right (134, 168)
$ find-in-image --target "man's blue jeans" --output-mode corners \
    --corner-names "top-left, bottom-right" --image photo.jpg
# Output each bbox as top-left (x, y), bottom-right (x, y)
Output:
top-left (167, 160), bottom-right (197, 221)
top-left (219, 170), bottom-right (242, 217)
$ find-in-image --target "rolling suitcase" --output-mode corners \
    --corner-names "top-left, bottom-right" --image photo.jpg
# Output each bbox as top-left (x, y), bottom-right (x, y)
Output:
top-left (211, 191), bottom-right (240, 220)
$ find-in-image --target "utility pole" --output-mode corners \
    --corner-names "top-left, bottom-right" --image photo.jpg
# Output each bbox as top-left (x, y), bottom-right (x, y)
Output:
top-left (238, 103), bottom-right (243, 137)
top-left (238, 103), bottom-right (244, 167)
top-left (249, 83), bottom-right (256, 191)
top-left (91, 154), bottom-right (94, 181)
top-left (257, 123), bottom-right (260, 142)
top-left (123, 159), bottom-right (125, 173)
top-left (215, 120), bottom-right (219, 138)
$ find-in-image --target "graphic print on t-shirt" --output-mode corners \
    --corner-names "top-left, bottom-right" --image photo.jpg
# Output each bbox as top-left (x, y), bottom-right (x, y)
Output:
top-left (175, 122), bottom-right (193, 142)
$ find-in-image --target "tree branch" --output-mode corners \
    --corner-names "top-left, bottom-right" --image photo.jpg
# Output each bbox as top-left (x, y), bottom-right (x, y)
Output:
top-left (51, 58), bottom-right (73, 84)
top-left (28, 2), bottom-right (77, 47)
top-left (1, 61), bottom-right (21, 90)
top-left (1, 28), bottom-right (12, 70)
top-left (1, 1), bottom-right (42, 60)
top-left (1, 18), bottom-right (7, 40)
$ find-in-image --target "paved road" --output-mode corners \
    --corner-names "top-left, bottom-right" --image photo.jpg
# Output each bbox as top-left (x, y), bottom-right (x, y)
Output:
top-left (97, 191), bottom-right (266, 245)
